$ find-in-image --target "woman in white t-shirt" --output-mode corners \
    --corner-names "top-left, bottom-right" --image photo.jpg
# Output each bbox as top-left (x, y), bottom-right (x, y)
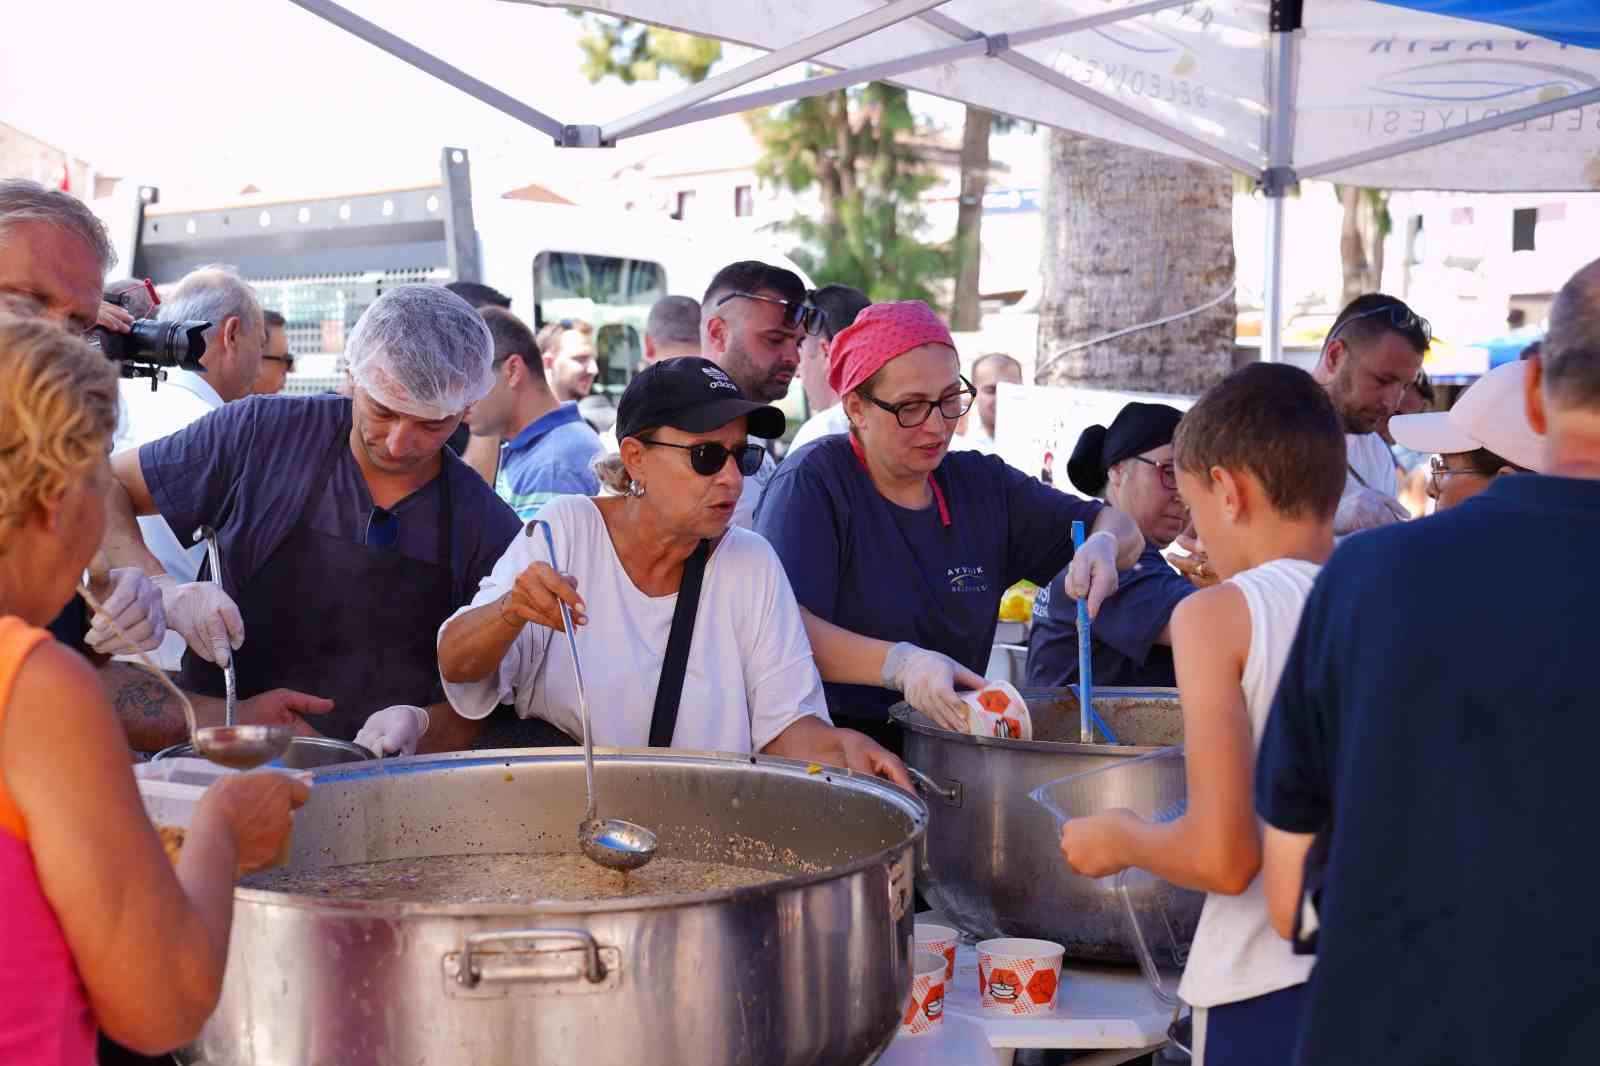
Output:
top-left (436, 356), bottom-right (910, 787)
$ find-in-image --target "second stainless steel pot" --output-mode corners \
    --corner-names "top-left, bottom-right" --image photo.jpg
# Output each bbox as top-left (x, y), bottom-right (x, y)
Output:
top-left (894, 687), bottom-right (1203, 962)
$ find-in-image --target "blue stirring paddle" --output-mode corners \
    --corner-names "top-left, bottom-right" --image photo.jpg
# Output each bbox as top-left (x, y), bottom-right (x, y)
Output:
top-left (1071, 521), bottom-right (1119, 745)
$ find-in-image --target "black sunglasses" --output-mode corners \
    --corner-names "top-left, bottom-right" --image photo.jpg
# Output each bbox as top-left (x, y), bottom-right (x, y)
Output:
top-left (261, 354), bottom-right (295, 369)
top-left (860, 377), bottom-right (977, 429)
top-left (1328, 302), bottom-right (1432, 346)
top-left (365, 506), bottom-right (399, 550)
top-left (714, 291), bottom-right (824, 337)
top-left (641, 439), bottom-right (766, 477)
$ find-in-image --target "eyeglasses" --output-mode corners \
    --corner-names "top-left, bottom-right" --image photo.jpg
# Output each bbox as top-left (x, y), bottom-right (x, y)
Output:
top-left (1428, 454), bottom-right (1487, 491)
top-left (261, 354), bottom-right (295, 371)
top-left (365, 506), bottom-right (400, 550)
top-left (714, 291), bottom-right (825, 337)
top-left (1131, 456), bottom-right (1179, 491)
top-left (641, 439), bottom-right (766, 477)
top-left (1328, 301), bottom-right (1433, 347)
top-left (860, 377), bottom-right (976, 429)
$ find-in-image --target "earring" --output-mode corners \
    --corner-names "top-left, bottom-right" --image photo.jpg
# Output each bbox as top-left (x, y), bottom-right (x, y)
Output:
top-left (630, 481), bottom-right (647, 498)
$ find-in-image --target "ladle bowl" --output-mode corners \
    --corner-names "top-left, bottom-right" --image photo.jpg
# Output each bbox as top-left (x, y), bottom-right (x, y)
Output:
top-left (193, 725), bottom-right (295, 770)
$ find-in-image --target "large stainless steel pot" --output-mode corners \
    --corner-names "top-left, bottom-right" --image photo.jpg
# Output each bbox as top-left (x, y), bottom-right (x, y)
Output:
top-left (893, 687), bottom-right (1202, 962)
top-left (182, 748), bottom-right (925, 1066)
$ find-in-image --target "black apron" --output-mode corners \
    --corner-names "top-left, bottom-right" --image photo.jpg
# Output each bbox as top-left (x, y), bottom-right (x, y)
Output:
top-left (178, 409), bottom-right (456, 741)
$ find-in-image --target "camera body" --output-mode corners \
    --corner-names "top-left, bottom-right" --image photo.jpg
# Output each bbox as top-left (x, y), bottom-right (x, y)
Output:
top-left (85, 284), bottom-right (209, 386)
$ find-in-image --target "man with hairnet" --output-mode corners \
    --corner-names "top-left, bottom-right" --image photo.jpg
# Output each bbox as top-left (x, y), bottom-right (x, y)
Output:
top-left (103, 285), bottom-right (521, 753)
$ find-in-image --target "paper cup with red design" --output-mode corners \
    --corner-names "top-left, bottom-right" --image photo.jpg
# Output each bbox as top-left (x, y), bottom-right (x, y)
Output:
top-left (977, 937), bottom-right (1064, 1015)
top-left (961, 681), bottom-right (1033, 741)
top-left (914, 922), bottom-right (958, 981)
top-left (900, 950), bottom-right (948, 1037)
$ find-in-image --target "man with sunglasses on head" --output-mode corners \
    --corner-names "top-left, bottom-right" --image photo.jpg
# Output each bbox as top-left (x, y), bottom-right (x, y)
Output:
top-left (101, 285), bottom-right (522, 754)
top-left (699, 260), bottom-right (818, 527)
top-left (1312, 293), bottom-right (1430, 535)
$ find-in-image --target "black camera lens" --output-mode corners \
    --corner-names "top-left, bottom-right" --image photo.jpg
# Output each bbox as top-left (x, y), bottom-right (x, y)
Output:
top-left (86, 319), bottom-right (209, 371)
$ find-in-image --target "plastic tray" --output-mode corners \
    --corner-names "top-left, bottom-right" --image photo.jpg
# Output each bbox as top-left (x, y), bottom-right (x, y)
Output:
top-left (134, 757), bottom-right (236, 830)
top-left (1030, 747), bottom-right (1204, 1007)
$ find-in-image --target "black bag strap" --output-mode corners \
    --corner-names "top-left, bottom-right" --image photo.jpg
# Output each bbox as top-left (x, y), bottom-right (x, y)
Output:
top-left (648, 538), bottom-right (712, 747)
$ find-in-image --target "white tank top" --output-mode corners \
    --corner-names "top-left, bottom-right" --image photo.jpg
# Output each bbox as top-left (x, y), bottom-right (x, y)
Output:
top-left (1176, 557), bottom-right (1320, 1009)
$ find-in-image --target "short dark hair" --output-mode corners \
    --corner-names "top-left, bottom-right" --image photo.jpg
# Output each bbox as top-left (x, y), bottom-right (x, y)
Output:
top-left (1461, 446), bottom-right (1528, 477)
top-left (479, 307), bottom-right (544, 384)
top-left (446, 280), bottom-right (512, 310)
top-left (702, 260), bottom-right (806, 317)
top-left (263, 309), bottom-right (286, 330)
top-left (1326, 292), bottom-right (1430, 358)
top-left (810, 283), bottom-right (869, 340)
top-left (1542, 257), bottom-right (1600, 409)
top-left (645, 295), bottom-right (701, 347)
top-left (1175, 362), bottom-right (1346, 521)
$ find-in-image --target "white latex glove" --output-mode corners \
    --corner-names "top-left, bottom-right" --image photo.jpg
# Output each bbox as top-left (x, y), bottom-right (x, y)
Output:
top-left (355, 705), bottom-right (430, 757)
top-left (151, 574), bottom-right (245, 667)
top-left (1064, 529), bottom-right (1122, 620)
top-left (883, 643), bottom-right (986, 732)
top-left (1334, 488), bottom-right (1409, 536)
top-left (84, 567), bottom-right (167, 654)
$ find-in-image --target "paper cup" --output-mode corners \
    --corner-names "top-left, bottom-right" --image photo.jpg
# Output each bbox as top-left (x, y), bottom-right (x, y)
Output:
top-left (900, 950), bottom-right (947, 1037)
top-left (961, 681), bottom-right (1033, 741)
top-left (914, 922), bottom-right (958, 981)
top-left (977, 937), bottom-right (1064, 1015)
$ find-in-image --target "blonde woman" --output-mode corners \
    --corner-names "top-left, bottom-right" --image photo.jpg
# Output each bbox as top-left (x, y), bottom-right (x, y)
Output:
top-left (0, 315), bottom-right (306, 1062)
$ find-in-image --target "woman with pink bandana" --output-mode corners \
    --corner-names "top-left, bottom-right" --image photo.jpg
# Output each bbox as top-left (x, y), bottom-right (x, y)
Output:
top-left (756, 301), bottom-right (1143, 752)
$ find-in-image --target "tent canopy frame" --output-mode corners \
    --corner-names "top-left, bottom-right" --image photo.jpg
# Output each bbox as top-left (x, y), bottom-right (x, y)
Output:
top-left (286, 0), bottom-right (1598, 360)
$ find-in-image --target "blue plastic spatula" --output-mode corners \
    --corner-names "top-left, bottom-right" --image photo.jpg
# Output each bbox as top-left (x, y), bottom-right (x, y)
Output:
top-left (1071, 521), bottom-right (1119, 745)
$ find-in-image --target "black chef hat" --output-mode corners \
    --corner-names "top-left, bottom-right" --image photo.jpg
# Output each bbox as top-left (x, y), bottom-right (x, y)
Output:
top-left (1067, 402), bottom-right (1185, 497)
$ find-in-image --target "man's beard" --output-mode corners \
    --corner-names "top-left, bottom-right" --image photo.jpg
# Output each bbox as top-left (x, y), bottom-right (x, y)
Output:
top-left (722, 342), bottom-right (787, 402)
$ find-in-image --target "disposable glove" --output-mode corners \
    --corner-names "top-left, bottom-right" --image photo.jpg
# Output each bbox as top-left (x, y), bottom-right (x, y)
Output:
top-left (1063, 529), bottom-right (1123, 620)
top-left (882, 643), bottom-right (986, 733)
top-left (84, 567), bottom-right (167, 654)
top-left (1334, 488), bottom-right (1409, 536)
top-left (152, 574), bottom-right (245, 667)
top-left (355, 704), bottom-right (430, 757)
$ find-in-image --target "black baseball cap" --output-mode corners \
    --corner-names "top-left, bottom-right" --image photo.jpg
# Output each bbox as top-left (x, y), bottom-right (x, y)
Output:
top-left (615, 356), bottom-right (786, 441)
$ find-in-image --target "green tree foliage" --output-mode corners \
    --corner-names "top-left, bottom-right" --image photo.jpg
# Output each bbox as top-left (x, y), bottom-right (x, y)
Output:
top-left (573, 15), bottom-right (952, 303)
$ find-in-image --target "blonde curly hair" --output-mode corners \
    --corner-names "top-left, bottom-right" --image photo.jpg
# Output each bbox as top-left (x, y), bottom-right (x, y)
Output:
top-left (0, 313), bottom-right (120, 545)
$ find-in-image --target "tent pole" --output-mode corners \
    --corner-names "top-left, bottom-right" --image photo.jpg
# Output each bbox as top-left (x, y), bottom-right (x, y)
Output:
top-left (618, 0), bottom-right (1195, 140)
top-left (284, 0), bottom-right (567, 141)
top-left (600, 0), bottom-right (949, 143)
top-left (1261, 25), bottom-right (1299, 364)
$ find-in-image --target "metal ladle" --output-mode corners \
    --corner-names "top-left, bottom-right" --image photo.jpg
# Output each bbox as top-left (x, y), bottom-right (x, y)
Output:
top-left (528, 519), bottom-right (658, 872)
top-left (189, 525), bottom-right (292, 770)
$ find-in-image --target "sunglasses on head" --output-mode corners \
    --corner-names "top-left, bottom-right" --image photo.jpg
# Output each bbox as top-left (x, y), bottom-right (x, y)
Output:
top-left (641, 438), bottom-right (766, 477)
top-left (1328, 301), bottom-right (1433, 346)
top-left (714, 291), bottom-right (825, 337)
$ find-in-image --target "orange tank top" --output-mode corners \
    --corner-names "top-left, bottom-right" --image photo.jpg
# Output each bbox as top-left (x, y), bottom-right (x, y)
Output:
top-left (0, 616), bottom-right (98, 1066)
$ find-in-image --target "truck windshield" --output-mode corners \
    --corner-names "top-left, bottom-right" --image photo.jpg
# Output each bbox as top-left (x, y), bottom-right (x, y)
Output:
top-left (534, 251), bottom-right (666, 394)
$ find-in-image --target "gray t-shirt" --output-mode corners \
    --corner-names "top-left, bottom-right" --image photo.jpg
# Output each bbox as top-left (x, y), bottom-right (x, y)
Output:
top-left (139, 394), bottom-right (520, 606)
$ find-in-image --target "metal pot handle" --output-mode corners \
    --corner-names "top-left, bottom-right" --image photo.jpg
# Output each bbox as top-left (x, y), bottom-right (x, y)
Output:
top-left (906, 765), bottom-right (963, 807)
top-left (456, 927), bottom-right (607, 987)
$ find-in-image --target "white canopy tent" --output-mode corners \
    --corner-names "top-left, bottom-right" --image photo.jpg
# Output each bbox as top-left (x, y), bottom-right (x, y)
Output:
top-left (284, 0), bottom-right (1600, 359)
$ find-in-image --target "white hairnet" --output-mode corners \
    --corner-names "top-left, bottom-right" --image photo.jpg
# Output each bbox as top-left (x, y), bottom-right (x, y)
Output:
top-left (345, 284), bottom-right (495, 420)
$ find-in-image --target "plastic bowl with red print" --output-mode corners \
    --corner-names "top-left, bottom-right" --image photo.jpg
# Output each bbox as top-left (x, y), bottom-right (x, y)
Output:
top-left (977, 937), bottom-right (1064, 1015)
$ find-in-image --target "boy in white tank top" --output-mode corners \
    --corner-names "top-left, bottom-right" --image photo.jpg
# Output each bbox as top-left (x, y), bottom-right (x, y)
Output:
top-left (1057, 364), bottom-right (1347, 1066)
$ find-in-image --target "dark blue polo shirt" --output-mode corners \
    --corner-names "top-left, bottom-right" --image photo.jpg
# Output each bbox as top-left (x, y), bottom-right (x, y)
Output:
top-left (755, 436), bottom-right (1102, 722)
top-left (1025, 541), bottom-right (1192, 689)
top-left (1256, 475), bottom-right (1600, 1066)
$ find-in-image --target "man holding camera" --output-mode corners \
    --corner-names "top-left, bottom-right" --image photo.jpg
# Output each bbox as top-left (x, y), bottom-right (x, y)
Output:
top-left (0, 178), bottom-right (333, 750)
top-left (113, 267), bottom-right (268, 671)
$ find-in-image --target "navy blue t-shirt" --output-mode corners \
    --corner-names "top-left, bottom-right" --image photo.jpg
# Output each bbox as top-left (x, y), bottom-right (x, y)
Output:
top-left (755, 436), bottom-right (1103, 721)
top-left (1256, 475), bottom-right (1600, 1066)
top-left (1025, 541), bottom-right (1192, 689)
top-left (139, 394), bottom-right (520, 609)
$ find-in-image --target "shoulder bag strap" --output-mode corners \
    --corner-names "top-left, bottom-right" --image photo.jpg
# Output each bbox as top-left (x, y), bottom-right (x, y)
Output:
top-left (647, 538), bottom-right (712, 747)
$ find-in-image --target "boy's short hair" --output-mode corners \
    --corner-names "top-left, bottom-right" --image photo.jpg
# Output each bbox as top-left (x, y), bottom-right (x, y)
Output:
top-left (1175, 363), bottom-right (1346, 521)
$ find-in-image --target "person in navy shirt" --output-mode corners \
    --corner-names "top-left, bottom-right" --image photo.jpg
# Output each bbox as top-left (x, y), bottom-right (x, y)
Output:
top-left (756, 301), bottom-right (1142, 750)
top-left (103, 286), bottom-right (521, 752)
top-left (465, 306), bottom-right (602, 520)
top-left (1255, 257), bottom-right (1600, 1066)
top-left (1027, 402), bottom-right (1194, 689)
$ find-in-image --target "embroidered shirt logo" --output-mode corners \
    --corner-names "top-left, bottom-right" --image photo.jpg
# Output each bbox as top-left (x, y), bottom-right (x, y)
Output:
top-left (947, 565), bottom-right (988, 593)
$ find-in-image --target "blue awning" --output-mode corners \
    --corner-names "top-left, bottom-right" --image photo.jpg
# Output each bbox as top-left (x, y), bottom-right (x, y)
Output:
top-left (1377, 1), bottom-right (1600, 49)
